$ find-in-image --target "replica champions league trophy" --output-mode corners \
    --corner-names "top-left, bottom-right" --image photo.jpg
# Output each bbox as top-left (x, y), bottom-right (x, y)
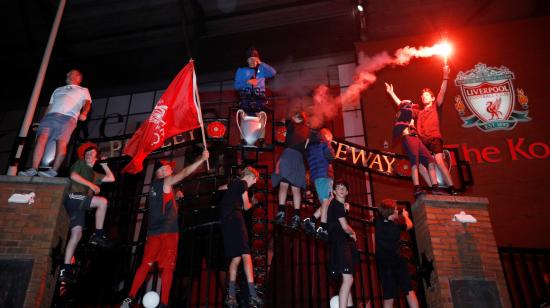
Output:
top-left (236, 109), bottom-right (267, 147)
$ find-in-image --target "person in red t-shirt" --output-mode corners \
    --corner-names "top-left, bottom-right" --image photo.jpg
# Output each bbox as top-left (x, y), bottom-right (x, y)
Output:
top-left (121, 151), bottom-right (209, 308)
top-left (416, 66), bottom-right (456, 194)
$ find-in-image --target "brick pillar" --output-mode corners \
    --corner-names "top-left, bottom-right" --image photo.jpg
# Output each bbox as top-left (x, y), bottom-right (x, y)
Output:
top-left (412, 195), bottom-right (511, 308)
top-left (0, 175), bottom-right (70, 308)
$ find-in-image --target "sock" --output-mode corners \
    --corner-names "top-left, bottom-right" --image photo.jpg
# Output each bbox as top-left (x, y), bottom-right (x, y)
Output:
top-left (320, 222), bottom-right (327, 230)
top-left (293, 209), bottom-right (300, 217)
top-left (309, 216), bottom-right (317, 223)
top-left (160, 270), bottom-right (174, 305)
top-left (128, 263), bottom-right (151, 298)
top-left (94, 229), bottom-right (104, 237)
top-left (228, 281), bottom-right (236, 296)
top-left (278, 204), bottom-right (285, 213)
top-left (248, 282), bottom-right (257, 297)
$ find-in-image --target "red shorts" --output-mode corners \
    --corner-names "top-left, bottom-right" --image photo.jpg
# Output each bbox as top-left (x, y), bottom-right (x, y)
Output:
top-left (142, 232), bottom-right (179, 270)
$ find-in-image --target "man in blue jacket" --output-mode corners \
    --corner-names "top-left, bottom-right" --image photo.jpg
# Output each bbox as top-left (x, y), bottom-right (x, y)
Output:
top-left (234, 47), bottom-right (277, 114)
top-left (234, 47), bottom-right (276, 146)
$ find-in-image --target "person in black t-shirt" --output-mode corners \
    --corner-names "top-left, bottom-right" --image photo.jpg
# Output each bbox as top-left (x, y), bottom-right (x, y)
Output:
top-left (220, 166), bottom-right (263, 307)
top-left (121, 151), bottom-right (209, 308)
top-left (327, 180), bottom-right (358, 308)
top-left (375, 199), bottom-right (419, 308)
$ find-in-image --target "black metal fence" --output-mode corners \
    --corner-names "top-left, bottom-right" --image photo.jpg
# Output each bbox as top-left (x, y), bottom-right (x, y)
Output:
top-left (499, 246), bottom-right (550, 308)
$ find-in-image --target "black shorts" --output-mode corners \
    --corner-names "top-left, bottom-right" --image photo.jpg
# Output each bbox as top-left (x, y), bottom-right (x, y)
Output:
top-left (221, 215), bottom-right (250, 259)
top-left (329, 239), bottom-right (359, 276)
top-left (423, 137), bottom-right (443, 154)
top-left (401, 135), bottom-right (434, 167)
top-left (64, 193), bottom-right (93, 228)
top-left (377, 258), bottom-right (413, 300)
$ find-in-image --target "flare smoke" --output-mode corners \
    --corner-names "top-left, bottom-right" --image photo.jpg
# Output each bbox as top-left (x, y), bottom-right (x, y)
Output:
top-left (308, 44), bottom-right (447, 127)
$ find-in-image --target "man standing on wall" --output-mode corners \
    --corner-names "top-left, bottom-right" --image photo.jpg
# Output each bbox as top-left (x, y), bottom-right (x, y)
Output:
top-left (19, 69), bottom-right (91, 177)
top-left (416, 66), bottom-right (457, 194)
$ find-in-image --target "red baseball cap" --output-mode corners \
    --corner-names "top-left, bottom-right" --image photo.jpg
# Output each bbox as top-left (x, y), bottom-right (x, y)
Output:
top-left (77, 142), bottom-right (99, 159)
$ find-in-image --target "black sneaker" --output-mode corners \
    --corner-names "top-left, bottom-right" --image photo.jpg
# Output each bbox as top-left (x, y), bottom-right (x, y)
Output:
top-left (249, 295), bottom-right (263, 307)
top-left (120, 297), bottom-right (133, 308)
top-left (290, 215), bottom-right (301, 230)
top-left (225, 294), bottom-right (238, 308)
top-left (448, 186), bottom-right (459, 195)
top-left (316, 227), bottom-right (328, 240)
top-left (432, 186), bottom-right (450, 196)
top-left (88, 234), bottom-right (114, 249)
top-left (59, 268), bottom-right (76, 284)
top-left (257, 138), bottom-right (265, 148)
top-left (274, 211), bottom-right (285, 225)
top-left (302, 218), bottom-right (316, 234)
top-left (414, 187), bottom-right (426, 199)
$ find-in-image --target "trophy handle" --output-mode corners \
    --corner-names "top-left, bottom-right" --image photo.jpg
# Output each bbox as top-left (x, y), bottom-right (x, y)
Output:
top-left (258, 111), bottom-right (267, 138)
top-left (443, 149), bottom-right (452, 173)
top-left (236, 109), bottom-right (245, 139)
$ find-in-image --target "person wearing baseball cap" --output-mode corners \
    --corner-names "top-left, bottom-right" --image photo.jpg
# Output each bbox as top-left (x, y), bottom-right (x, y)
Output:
top-left (121, 150), bottom-right (209, 308)
top-left (60, 142), bottom-right (115, 283)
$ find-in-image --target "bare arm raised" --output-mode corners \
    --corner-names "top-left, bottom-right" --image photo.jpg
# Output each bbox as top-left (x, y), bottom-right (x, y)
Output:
top-left (385, 82), bottom-right (402, 106)
top-left (164, 151), bottom-right (209, 187)
top-left (436, 66), bottom-right (450, 106)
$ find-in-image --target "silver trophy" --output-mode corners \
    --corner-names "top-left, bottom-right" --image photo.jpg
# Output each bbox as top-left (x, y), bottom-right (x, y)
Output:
top-left (236, 109), bottom-right (267, 146)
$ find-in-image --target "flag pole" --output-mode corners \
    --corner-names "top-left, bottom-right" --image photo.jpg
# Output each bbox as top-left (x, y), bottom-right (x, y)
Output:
top-left (191, 59), bottom-right (210, 170)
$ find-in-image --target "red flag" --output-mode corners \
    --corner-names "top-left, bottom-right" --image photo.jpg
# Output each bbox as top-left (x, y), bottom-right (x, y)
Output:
top-left (122, 61), bottom-right (201, 174)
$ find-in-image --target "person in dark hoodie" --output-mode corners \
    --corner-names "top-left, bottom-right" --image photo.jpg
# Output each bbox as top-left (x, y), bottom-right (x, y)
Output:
top-left (303, 127), bottom-right (335, 239)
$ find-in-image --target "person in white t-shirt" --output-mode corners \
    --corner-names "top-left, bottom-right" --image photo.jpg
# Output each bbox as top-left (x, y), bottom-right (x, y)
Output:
top-left (19, 69), bottom-right (92, 177)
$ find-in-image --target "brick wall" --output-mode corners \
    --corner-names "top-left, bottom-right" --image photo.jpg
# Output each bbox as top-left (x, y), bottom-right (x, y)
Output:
top-left (0, 175), bottom-right (69, 308)
top-left (412, 195), bottom-right (511, 308)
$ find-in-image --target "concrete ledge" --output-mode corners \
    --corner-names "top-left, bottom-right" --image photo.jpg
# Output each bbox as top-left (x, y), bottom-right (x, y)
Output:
top-left (413, 194), bottom-right (490, 210)
top-left (0, 175), bottom-right (70, 186)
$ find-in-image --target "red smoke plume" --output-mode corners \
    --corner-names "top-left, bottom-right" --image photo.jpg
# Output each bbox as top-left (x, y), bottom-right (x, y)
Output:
top-left (307, 44), bottom-right (448, 127)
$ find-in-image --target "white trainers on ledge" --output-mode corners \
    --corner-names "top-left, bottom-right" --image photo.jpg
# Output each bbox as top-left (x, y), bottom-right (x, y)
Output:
top-left (38, 169), bottom-right (58, 177)
top-left (18, 168), bottom-right (38, 177)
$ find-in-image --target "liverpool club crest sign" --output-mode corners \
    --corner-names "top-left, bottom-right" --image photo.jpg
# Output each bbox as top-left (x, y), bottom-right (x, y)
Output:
top-left (454, 63), bottom-right (530, 132)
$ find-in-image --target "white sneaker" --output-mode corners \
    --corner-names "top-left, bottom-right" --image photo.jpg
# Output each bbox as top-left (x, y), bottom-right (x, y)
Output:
top-left (18, 168), bottom-right (38, 177)
top-left (120, 297), bottom-right (133, 308)
top-left (38, 169), bottom-right (58, 177)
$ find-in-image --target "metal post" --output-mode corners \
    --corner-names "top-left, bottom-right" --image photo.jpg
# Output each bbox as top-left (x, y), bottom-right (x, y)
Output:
top-left (7, 0), bottom-right (67, 175)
